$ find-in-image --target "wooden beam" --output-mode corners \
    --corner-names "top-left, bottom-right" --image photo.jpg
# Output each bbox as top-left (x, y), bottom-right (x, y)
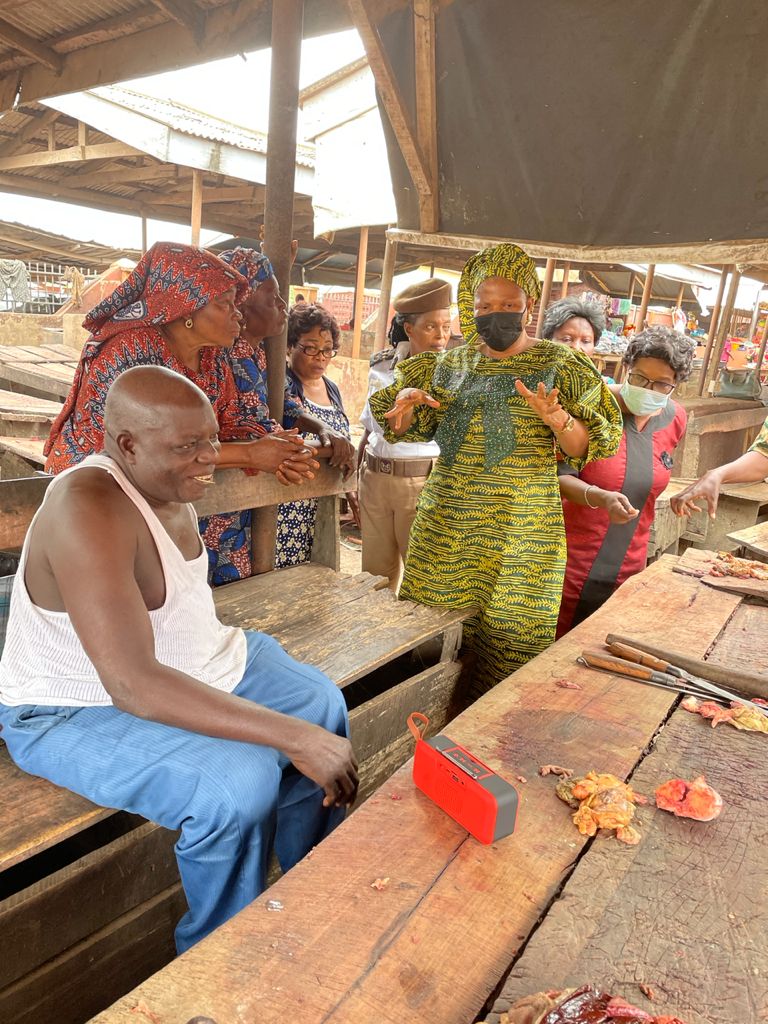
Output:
top-left (61, 162), bottom-right (179, 189)
top-left (386, 228), bottom-right (768, 267)
top-left (141, 217), bottom-right (148, 254)
top-left (560, 260), bottom-right (571, 298)
top-left (704, 267), bottom-right (741, 393)
top-left (634, 265), bottom-right (656, 331)
top-left (3, 109), bottom-right (59, 157)
top-left (374, 233), bottom-right (397, 351)
top-left (538, 258), bottom-right (556, 324)
top-left (0, 142), bottom-right (145, 172)
top-left (413, 0), bottom-right (438, 233)
top-left (47, 122), bottom-right (56, 152)
top-left (351, 225), bottom-right (370, 359)
top-left (0, 0), bottom-right (349, 111)
top-left (0, 16), bottom-right (63, 73)
top-left (77, 121), bottom-right (88, 148)
top-left (697, 265), bottom-right (730, 395)
top-left (135, 185), bottom-right (257, 206)
top-left (190, 169), bottom-right (203, 246)
top-left (345, 0), bottom-right (432, 198)
top-left (151, 0), bottom-right (206, 44)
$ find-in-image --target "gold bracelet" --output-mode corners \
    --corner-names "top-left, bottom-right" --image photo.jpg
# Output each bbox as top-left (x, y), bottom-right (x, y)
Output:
top-left (584, 485), bottom-right (599, 508)
top-left (553, 414), bottom-right (575, 434)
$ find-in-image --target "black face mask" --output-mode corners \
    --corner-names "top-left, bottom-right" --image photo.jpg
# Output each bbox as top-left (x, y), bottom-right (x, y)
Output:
top-left (474, 311), bottom-right (525, 350)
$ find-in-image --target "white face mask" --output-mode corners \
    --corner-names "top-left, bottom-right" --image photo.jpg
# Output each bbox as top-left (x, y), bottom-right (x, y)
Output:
top-left (620, 380), bottom-right (670, 416)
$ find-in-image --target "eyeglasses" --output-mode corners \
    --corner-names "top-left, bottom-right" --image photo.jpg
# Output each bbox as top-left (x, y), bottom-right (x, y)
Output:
top-left (297, 344), bottom-right (337, 358)
top-left (627, 371), bottom-right (676, 395)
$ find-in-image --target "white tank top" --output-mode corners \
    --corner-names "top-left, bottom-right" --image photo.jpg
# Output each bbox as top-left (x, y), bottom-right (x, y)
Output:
top-left (0, 453), bottom-right (247, 707)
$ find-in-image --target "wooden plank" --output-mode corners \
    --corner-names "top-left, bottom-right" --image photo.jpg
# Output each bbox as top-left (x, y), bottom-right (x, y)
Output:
top-left (0, 746), bottom-right (110, 872)
top-left (0, 16), bottom-right (63, 73)
top-left (705, 600), bottom-right (768, 675)
top-left (0, 142), bottom-right (145, 173)
top-left (0, 435), bottom-right (47, 465)
top-left (688, 405), bottom-right (767, 435)
top-left (0, 361), bottom-right (76, 400)
top-left (91, 558), bottom-right (741, 1024)
top-left (0, 389), bottom-right (61, 416)
top-left (310, 493), bottom-right (341, 570)
top-left (728, 519), bottom-right (768, 560)
top-left (214, 565), bottom-right (387, 634)
top-left (0, 885), bottom-right (184, 1024)
top-left (348, 659), bottom-right (463, 764)
top-left (261, 597), bottom-right (471, 689)
top-left (0, 464), bottom-right (350, 550)
top-left (487, 706), bottom-right (768, 1024)
top-left (0, 822), bottom-right (178, 989)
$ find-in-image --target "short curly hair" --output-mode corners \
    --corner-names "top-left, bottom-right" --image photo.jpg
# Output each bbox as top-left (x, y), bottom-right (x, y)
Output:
top-left (622, 325), bottom-right (695, 382)
top-left (540, 297), bottom-right (606, 343)
top-left (287, 303), bottom-right (341, 349)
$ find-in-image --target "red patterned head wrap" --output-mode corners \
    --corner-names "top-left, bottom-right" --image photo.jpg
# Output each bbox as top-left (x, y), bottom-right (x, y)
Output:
top-left (83, 241), bottom-right (249, 344)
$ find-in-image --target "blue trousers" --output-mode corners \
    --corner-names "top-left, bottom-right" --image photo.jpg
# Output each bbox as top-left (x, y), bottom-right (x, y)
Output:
top-left (0, 631), bottom-right (348, 953)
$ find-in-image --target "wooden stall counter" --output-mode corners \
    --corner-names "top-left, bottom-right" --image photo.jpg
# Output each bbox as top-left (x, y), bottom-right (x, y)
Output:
top-left (90, 555), bottom-right (762, 1024)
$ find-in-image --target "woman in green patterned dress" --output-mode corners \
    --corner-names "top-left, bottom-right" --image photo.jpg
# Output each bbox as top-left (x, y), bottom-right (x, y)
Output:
top-left (369, 244), bottom-right (623, 693)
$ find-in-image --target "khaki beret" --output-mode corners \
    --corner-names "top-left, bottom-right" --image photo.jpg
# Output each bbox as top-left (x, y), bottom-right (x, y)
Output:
top-left (393, 277), bottom-right (452, 314)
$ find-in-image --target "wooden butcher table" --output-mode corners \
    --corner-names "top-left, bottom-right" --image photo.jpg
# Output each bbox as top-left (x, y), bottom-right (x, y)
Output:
top-left (92, 555), bottom-right (767, 1024)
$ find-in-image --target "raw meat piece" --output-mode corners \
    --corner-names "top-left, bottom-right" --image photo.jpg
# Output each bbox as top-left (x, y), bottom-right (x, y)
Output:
top-left (556, 772), bottom-right (643, 843)
top-left (681, 696), bottom-right (768, 734)
top-left (539, 764), bottom-right (574, 778)
top-left (490, 984), bottom-right (689, 1023)
top-left (655, 775), bottom-right (722, 821)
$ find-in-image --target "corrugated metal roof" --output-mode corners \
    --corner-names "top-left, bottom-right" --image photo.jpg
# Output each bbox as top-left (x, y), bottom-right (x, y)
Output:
top-left (89, 86), bottom-right (315, 168)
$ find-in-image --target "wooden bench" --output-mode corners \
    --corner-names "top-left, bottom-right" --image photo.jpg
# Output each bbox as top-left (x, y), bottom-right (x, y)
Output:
top-left (0, 464), bottom-right (471, 1024)
top-left (0, 343), bottom-right (79, 402)
top-left (90, 555), bottom-right (763, 1024)
top-left (673, 396), bottom-right (766, 480)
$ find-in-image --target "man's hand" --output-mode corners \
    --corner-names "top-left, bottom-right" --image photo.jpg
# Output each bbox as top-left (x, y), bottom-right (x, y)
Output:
top-left (600, 490), bottom-right (640, 524)
top-left (670, 473), bottom-right (721, 520)
top-left (288, 723), bottom-right (359, 808)
top-left (316, 427), bottom-right (355, 471)
top-left (248, 431), bottom-right (319, 484)
top-left (515, 380), bottom-right (570, 432)
top-left (383, 388), bottom-right (440, 433)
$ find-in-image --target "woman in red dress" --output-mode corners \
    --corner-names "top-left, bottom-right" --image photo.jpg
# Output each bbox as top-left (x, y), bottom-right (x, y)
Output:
top-left (556, 326), bottom-right (694, 636)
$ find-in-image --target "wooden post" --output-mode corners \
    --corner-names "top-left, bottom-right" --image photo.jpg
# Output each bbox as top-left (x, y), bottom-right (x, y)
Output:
top-left (141, 216), bottom-right (148, 253)
top-left (754, 306), bottom-right (768, 381)
top-left (702, 268), bottom-right (741, 395)
top-left (697, 265), bottom-right (730, 395)
top-left (560, 260), bottom-right (571, 298)
top-left (538, 258), bottom-right (556, 321)
top-left (676, 282), bottom-right (685, 308)
top-left (254, 0), bottom-right (304, 573)
top-left (627, 273), bottom-right (636, 303)
top-left (374, 233), bottom-right (397, 352)
top-left (351, 225), bottom-right (369, 359)
top-left (190, 169), bottom-right (203, 246)
top-left (413, 0), bottom-right (438, 232)
top-left (635, 264), bottom-right (656, 331)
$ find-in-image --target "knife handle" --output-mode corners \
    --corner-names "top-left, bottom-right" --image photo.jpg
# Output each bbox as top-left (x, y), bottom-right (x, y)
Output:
top-left (605, 641), bottom-right (673, 675)
top-left (580, 649), bottom-right (657, 680)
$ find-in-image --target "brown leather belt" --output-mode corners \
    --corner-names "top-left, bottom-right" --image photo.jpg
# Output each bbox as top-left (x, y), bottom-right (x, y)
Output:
top-left (365, 451), bottom-right (435, 477)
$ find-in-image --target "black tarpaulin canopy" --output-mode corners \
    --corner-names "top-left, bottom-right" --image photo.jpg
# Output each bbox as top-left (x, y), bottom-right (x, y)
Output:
top-left (369, 0), bottom-right (768, 262)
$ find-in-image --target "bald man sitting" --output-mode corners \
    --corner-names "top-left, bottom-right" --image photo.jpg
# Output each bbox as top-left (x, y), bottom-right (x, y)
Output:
top-left (0, 366), bottom-right (357, 954)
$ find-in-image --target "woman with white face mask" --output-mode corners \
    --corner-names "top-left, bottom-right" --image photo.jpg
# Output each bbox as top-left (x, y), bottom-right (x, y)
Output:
top-left (556, 325), bottom-right (694, 636)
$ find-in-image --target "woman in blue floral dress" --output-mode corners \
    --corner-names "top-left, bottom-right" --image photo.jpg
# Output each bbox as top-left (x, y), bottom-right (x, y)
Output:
top-left (276, 304), bottom-right (351, 567)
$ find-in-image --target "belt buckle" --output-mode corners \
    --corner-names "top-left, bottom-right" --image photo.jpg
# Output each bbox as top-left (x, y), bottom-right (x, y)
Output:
top-left (379, 458), bottom-right (393, 474)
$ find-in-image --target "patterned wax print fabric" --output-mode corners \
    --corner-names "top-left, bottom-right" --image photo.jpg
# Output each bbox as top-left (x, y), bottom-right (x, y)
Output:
top-left (218, 245), bottom-right (305, 431)
top-left (368, 342), bottom-right (623, 694)
top-left (43, 242), bottom-right (272, 585)
top-left (557, 400), bottom-right (687, 637)
top-left (275, 390), bottom-right (350, 568)
top-left (749, 415), bottom-right (768, 459)
top-left (457, 243), bottom-right (542, 350)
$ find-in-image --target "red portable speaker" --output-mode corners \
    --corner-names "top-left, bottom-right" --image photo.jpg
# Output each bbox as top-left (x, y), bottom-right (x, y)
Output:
top-left (408, 712), bottom-right (519, 845)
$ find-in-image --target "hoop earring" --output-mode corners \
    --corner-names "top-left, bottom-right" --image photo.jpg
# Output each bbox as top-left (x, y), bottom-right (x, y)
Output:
top-left (184, 318), bottom-right (194, 329)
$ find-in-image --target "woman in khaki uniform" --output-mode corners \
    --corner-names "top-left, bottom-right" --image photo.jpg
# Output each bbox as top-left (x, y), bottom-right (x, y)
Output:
top-left (358, 279), bottom-right (453, 589)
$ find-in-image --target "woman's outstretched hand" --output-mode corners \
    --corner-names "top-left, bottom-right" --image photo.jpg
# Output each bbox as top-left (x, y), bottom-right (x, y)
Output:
top-left (383, 388), bottom-right (440, 434)
top-left (515, 380), bottom-right (570, 432)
